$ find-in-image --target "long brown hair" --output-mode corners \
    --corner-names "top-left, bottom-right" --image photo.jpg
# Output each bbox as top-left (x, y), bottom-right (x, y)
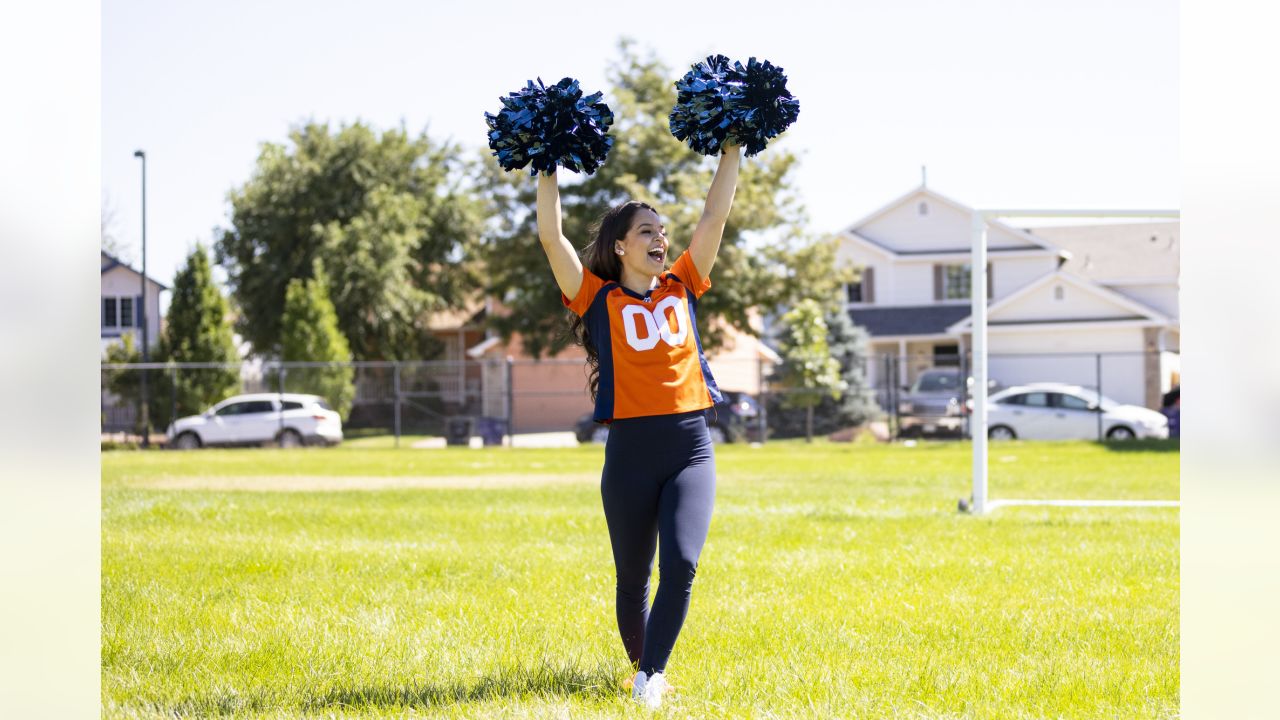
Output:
top-left (570, 200), bottom-right (657, 401)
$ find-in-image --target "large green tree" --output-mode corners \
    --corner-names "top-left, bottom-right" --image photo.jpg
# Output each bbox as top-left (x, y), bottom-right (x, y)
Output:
top-left (216, 121), bottom-right (485, 360)
top-left (478, 41), bottom-right (808, 357)
top-left (277, 262), bottom-right (355, 419)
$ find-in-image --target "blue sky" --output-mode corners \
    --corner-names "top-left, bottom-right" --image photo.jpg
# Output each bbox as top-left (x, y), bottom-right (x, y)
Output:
top-left (102, 0), bottom-right (1178, 294)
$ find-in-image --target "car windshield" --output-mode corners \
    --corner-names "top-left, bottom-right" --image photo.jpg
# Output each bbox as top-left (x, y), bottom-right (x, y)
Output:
top-left (915, 373), bottom-right (960, 393)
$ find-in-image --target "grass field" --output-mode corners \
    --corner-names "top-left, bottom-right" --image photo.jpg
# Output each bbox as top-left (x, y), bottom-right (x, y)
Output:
top-left (102, 439), bottom-right (1178, 719)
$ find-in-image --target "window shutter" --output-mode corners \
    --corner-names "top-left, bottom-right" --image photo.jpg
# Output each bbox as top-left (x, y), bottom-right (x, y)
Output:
top-left (102, 298), bottom-right (110, 327)
top-left (987, 263), bottom-right (993, 299)
top-left (864, 267), bottom-right (876, 304)
top-left (136, 295), bottom-right (143, 328)
top-left (933, 265), bottom-right (943, 301)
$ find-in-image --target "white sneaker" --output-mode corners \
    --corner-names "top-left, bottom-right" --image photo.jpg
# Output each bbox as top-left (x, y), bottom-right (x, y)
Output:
top-left (630, 670), bottom-right (648, 702)
top-left (638, 671), bottom-right (668, 710)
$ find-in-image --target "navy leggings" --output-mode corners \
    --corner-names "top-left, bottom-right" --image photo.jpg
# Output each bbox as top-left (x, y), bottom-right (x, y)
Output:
top-left (600, 409), bottom-right (716, 676)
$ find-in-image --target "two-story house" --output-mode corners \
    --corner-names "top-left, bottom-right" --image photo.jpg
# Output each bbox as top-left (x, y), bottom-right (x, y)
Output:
top-left (837, 186), bottom-right (1179, 409)
top-left (101, 250), bottom-right (166, 355)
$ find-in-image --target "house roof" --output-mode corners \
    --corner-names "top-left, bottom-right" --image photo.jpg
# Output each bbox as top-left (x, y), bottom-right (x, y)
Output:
top-left (839, 185), bottom-right (1068, 259)
top-left (426, 301), bottom-right (486, 330)
top-left (100, 250), bottom-right (169, 290)
top-left (850, 305), bottom-right (973, 337)
top-left (1022, 222), bottom-right (1179, 282)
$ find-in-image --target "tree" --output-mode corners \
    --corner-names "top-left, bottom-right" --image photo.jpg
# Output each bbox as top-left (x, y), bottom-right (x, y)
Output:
top-left (772, 299), bottom-right (847, 442)
top-left (215, 121), bottom-right (485, 360)
top-left (766, 306), bottom-right (880, 439)
top-left (157, 244), bottom-right (242, 418)
top-left (478, 40), bottom-right (807, 357)
top-left (276, 262), bottom-right (355, 419)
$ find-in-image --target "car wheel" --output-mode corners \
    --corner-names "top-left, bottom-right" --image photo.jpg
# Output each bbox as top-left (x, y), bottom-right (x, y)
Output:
top-left (278, 429), bottom-right (304, 449)
top-left (1107, 426), bottom-right (1136, 441)
top-left (707, 425), bottom-right (728, 444)
top-left (590, 427), bottom-right (610, 444)
top-left (172, 432), bottom-right (201, 450)
top-left (989, 425), bottom-right (1017, 441)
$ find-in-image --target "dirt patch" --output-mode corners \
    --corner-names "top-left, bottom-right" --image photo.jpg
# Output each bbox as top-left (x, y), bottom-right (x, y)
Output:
top-left (126, 474), bottom-right (598, 492)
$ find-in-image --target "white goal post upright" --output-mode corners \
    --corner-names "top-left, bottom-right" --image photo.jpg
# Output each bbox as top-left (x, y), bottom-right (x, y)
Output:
top-left (967, 208), bottom-right (1181, 514)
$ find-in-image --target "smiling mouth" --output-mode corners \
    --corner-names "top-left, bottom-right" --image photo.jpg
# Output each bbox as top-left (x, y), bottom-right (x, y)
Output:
top-left (647, 248), bottom-right (666, 263)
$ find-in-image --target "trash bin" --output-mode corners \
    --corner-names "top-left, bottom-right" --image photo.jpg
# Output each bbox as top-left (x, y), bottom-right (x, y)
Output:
top-left (445, 416), bottom-right (474, 446)
top-left (476, 416), bottom-right (508, 446)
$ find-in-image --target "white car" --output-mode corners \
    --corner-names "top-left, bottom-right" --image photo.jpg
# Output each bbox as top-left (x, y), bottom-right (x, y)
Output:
top-left (984, 383), bottom-right (1168, 441)
top-left (166, 393), bottom-right (343, 449)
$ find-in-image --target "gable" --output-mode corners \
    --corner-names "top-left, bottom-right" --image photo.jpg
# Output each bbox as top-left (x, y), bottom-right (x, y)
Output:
top-left (852, 189), bottom-right (1046, 255)
top-left (981, 273), bottom-right (1166, 326)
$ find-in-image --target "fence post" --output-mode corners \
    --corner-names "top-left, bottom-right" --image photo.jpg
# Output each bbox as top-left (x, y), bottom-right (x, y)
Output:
top-left (757, 355), bottom-right (767, 445)
top-left (277, 362), bottom-right (286, 435)
top-left (140, 365), bottom-right (150, 448)
top-left (505, 356), bottom-right (515, 444)
top-left (170, 364), bottom-right (178, 440)
top-left (394, 362), bottom-right (402, 448)
top-left (960, 349), bottom-right (970, 439)
top-left (1096, 353), bottom-right (1104, 442)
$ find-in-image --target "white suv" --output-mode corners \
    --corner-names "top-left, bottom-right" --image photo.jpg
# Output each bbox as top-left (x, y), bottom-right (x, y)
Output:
top-left (166, 393), bottom-right (343, 449)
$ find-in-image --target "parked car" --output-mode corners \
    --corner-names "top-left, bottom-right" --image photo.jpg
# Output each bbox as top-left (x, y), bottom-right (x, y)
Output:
top-left (166, 393), bottom-right (343, 449)
top-left (897, 368), bottom-right (1000, 437)
top-left (984, 383), bottom-right (1168, 441)
top-left (575, 391), bottom-right (760, 445)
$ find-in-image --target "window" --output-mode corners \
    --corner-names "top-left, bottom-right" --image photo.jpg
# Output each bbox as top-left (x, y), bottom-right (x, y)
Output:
top-left (1055, 393), bottom-right (1092, 411)
top-left (845, 281), bottom-right (863, 304)
top-left (943, 264), bottom-right (971, 300)
top-left (1054, 285), bottom-right (1065, 301)
top-left (918, 201), bottom-right (929, 216)
top-left (933, 344), bottom-right (960, 367)
top-left (243, 401), bottom-right (275, 414)
top-left (120, 297), bottom-right (134, 327)
top-left (1005, 392), bottom-right (1049, 407)
top-left (281, 401), bottom-right (304, 410)
top-left (1022, 392), bottom-right (1050, 407)
top-left (103, 298), bottom-right (118, 328)
top-left (216, 403), bottom-right (247, 416)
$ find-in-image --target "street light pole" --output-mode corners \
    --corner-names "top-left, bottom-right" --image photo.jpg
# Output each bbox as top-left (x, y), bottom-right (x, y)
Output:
top-left (134, 149), bottom-right (150, 447)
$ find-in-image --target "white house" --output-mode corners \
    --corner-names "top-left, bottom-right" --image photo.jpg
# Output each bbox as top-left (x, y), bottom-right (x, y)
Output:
top-left (836, 186), bottom-right (1179, 409)
top-left (101, 250), bottom-right (166, 355)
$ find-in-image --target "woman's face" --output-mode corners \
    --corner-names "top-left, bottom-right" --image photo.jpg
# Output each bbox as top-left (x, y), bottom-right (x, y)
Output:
top-left (614, 208), bottom-right (668, 277)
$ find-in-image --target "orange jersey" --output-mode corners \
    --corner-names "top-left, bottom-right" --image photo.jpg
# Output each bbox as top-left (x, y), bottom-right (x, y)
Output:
top-left (562, 251), bottom-right (723, 422)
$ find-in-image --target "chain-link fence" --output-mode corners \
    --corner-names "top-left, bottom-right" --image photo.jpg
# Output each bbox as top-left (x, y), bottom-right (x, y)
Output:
top-left (100, 350), bottom-right (1179, 447)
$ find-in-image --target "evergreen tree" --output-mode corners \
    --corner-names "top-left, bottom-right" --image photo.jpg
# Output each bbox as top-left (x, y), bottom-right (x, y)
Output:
top-left (277, 261), bottom-right (355, 419)
top-left (773, 299), bottom-right (846, 442)
top-left (765, 262), bottom-right (880, 439)
top-left (158, 245), bottom-right (242, 418)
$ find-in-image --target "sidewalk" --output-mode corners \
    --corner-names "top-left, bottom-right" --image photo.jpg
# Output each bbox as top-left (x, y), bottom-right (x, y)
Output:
top-left (410, 431), bottom-right (580, 449)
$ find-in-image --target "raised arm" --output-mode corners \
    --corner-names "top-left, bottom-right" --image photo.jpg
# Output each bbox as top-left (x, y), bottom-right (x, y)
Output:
top-left (687, 143), bottom-right (742, 278)
top-left (537, 171), bottom-right (584, 301)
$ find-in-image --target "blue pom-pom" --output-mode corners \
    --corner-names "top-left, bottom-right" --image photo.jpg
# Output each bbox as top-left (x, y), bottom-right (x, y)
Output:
top-left (485, 77), bottom-right (615, 175)
top-left (669, 55), bottom-right (800, 157)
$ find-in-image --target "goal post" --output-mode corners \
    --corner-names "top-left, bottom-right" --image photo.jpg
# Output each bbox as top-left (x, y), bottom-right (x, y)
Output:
top-left (965, 208), bottom-right (1181, 514)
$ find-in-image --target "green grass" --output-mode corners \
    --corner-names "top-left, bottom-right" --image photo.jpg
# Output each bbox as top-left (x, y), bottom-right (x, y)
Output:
top-left (102, 440), bottom-right (1178, 719)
